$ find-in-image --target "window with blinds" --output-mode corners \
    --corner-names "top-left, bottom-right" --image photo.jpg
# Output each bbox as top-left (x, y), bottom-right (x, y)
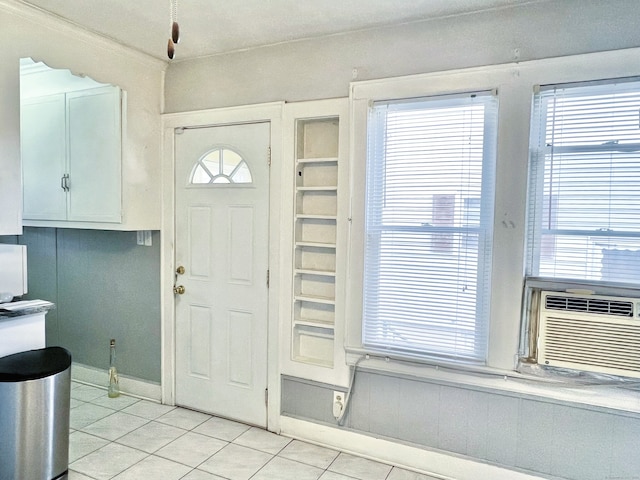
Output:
top-left (363, 92), bottom-right (498, 363)
top-left (525, 79), bottom-right (640, 286)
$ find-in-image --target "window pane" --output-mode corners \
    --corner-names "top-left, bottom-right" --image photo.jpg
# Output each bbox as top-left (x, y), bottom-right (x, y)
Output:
top-left (526, 79), bottom-right (640, 285)
top-left (202, 150), bottom-right (221, 175)
top-left (221, 149), bottom-right (242, 175)
top-left (192, 164), bottom-right (212, 184)
top-left (212, 176), bottom-right (231, 184)
top-left (189, 147), bottom-right (253, 185)
top-left (230, 161), bottom-right (252, 183)
top-left (364, 92), bottom-right (497, 363)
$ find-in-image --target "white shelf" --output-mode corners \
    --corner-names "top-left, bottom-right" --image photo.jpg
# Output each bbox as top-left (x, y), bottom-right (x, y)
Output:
top-left (295, 241), bottom-right (336, 249)
top-left (294, 294), bottom-right (336, 305)
top-left (295, 214), bottom-right (337, 221)
top-left (297, 157), bottom-right (338, 164)
top-left (293, 318), bottom-right (335, 330)
top-left (292, 323), bottom-right (335, 368)
top-left (292, 355), bottom-right (334, 368)
top-left (297, 186), bottom-right (338, 192)
top-left (294, 268), bottom-right (336, 277)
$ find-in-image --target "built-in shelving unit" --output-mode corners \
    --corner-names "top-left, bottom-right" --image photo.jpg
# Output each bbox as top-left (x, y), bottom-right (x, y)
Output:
top-left (282, 98), bottom-right (349, 386)
top-left (293, 116), bottom-right (339, 367)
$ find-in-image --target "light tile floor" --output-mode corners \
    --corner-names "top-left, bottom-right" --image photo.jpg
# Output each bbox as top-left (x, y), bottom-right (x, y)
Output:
top-left (68, 382), bottom-right (440, 480)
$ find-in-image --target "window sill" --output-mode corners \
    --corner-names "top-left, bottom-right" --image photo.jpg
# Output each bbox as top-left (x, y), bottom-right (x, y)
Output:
top-left (345, 348), bottom-right (640, 416)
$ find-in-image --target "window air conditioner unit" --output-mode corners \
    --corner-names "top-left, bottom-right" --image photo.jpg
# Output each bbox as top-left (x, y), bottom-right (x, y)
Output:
top-left (538, 291), bottom-right (640, 378)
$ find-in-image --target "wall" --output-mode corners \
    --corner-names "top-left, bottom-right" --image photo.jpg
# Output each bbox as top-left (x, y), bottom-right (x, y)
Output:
top-left (282, 374), bottom-right (640, 480)
top-left (164, 0), bottom-right (640, 111)
top-left (2, 0), bottom-right (638, 477)
top-left (0, 0), bottom-right (165, 231)
top-left (0, 3), bottom-right (165, 383)
top-left (163, 1), bottom-right (640, 479)
top-left (1, 228), bottom-right (161, 383)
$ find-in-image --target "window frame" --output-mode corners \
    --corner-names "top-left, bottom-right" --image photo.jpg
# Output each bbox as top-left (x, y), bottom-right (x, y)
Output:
top-left (188, 145), bottom-right (254, 187)
top-left (361, 91), bottom-right (499, 364)
top-left (525, 78), bottom-right (640, 287)
top-left (346, 48), bottom-right (640, 377)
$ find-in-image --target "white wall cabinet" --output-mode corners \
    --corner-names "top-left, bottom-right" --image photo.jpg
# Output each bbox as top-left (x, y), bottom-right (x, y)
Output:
top-left (22, 85), bottom-right (122, 224)
top-left (282, 98), bottom-right (350, 387)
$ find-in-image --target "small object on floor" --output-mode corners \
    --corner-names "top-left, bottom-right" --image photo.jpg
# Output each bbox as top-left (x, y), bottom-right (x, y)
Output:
top-left (108, 338), bottom-right (120, 398)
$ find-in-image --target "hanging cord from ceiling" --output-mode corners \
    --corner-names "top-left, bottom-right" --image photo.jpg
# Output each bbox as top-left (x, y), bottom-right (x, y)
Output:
top-left (168, 0), bottom-right (180, 59)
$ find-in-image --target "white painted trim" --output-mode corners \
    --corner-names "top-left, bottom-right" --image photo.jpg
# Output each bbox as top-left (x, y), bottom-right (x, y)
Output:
top-left (280, 416), bottom-right (546, 480)
top-left (343, 353), bottom-right (640, 415)
top-left (160, 118), bottom-right (176, 407)
top-left (350, 47), bottom-right (640, 101)
top-left (160, 102), bottom-right (284, 432)
top-left (71, 362), bottom-right (161, 402)
top-left (162, 102), bottom-right (284, 128)
top-left (278, 98), bottom-right (352, 389)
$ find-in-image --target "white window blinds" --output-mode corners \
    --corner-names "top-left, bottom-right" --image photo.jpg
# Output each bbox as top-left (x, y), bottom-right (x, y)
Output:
top-left (363, 92), bottom-right (498, 363)
top-left (526, 79), bottom-right (640, 285)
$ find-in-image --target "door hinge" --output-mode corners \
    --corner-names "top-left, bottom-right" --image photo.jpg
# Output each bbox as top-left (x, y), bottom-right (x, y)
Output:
top-left (265, 388), bottom-right (268, 406)
top-left (267, 146), bottom-right (271, 166)
top-left (266, 269), bottom-right (270, 288)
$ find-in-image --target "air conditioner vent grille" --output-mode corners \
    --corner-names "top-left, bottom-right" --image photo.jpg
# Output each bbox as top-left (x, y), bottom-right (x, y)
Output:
top-left (545, 295), bottom-right (634, 317)
top-left (539, 291), bottom-right (640, 378)
top-left (541, 316), bottom-right (640, 375)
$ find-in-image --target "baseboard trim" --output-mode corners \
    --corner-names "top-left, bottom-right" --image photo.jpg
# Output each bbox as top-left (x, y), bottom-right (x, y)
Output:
top-left (71, 362), bottom-right (161, 402)
top-left (279, 416), bottom-right (545, 480)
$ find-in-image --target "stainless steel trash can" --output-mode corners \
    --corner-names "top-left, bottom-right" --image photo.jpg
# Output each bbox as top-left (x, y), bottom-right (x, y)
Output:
top-left (0, 347), bottom-right (72, 480)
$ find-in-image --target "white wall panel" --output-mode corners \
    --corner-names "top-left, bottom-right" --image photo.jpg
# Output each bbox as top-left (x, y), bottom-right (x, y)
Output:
top-left (227, 309), bottom-right (253, 387)
top-left (228, 206), bottom-right (253, 285)
top-left (189, 206), bottom-right (212, 278)
top-left (282, 374), bottom-right (640, 480)
top-left (189, 305), bottom-right (211, 378)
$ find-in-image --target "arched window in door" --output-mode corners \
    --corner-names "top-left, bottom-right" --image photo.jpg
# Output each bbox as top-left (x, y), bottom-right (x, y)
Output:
top-left (190, 147), bottom-right (253, 185)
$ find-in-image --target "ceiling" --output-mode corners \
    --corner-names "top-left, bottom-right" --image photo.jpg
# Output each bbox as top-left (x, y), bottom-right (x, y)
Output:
top-left (17, 0), bottom-right (540, 62)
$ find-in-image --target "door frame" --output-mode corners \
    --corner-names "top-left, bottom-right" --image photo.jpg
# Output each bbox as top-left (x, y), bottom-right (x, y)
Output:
top-left (161, 102), bottom-right (284, 433)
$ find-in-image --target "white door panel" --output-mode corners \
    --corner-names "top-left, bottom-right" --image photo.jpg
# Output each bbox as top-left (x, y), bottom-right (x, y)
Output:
top-left (174, 122), bottom-right (270, 427)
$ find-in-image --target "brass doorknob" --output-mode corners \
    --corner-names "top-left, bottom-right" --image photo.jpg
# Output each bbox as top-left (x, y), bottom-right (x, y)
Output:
top-left (173, 285), bottom-right (185, 295)
top-left (176, 266), bottom-right (185, 275)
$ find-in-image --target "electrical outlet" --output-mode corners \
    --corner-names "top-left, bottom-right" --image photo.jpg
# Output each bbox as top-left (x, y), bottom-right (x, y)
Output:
top-left (332, 391), bottom-right (344, 419)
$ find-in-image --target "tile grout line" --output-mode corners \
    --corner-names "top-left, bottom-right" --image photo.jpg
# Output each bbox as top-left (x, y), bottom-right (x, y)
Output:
top-left (69, 381), bottom-right (420, 480)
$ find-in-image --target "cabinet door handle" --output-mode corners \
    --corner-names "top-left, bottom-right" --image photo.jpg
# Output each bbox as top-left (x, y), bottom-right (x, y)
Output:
top-left (61, 174), bottom-right (70, 192)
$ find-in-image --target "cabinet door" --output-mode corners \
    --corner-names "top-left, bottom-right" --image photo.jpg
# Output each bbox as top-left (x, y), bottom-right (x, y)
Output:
top-left (21, 94), bottom-right (67, 221)
top-left (66, 86), bottom-right (122, 223)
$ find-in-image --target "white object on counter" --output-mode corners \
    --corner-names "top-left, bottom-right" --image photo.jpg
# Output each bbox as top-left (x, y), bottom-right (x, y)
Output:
top-left (0, 244), bottom-right (28, 298)
top-left (0, 299), bottom-right (53, 311)
top-left (0, 313), bottom-right (46, 358)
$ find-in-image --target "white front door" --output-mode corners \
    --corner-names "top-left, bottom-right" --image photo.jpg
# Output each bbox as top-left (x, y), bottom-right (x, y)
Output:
top-left (174, 122), bottom-right (270, 427)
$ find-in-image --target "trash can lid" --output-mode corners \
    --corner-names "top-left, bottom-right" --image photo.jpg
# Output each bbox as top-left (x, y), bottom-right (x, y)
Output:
top-left (0, 347), bottom-right (72, 382)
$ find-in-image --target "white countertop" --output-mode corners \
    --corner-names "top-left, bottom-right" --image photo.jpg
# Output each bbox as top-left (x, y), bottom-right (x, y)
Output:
top-left (0, 300), bottom-right (53, 358)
